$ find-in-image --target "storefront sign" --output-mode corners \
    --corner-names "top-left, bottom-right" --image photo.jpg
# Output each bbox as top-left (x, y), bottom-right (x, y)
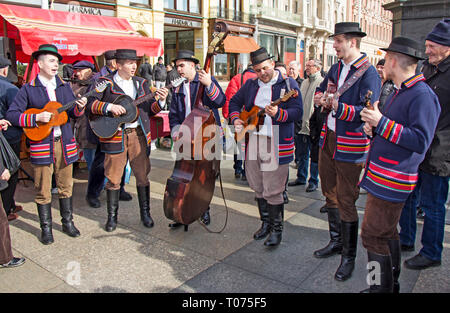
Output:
top-left (53, 2), bottom-right (115, 17)
top-left (165, 17), bottom-right (202, 28)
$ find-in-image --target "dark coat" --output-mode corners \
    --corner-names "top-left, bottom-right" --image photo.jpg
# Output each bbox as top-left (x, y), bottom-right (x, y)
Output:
top-left (138, 62), bottom-right (153, 83)
top-left (86, 72), bottom-right (161, 154)
top-left (6, 75), bottom-right (83, 165)
top-left (419, 56), bottom-right (450, 177)
top-left (378, 80), bottom-right (395, 112)
top-left (153, 63), bottom-right (167, 82)
top-left (0, 76), bottom-right (22, 144)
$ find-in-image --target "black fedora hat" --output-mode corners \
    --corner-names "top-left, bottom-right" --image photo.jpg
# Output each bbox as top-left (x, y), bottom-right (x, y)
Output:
top-left (249, 47), bottom-right (274, 67)
top-left (114, 49), bottom-right (140, 61)
top-left (381, 37), bottom-right (425, 60)
top-left (172, 50), bottom-right (199, 64)
top-left (32, 44), bottom-right (63, 61)
top-left (330, 22), bottom-right (366, 38)
top-left (104, 50), bottom-right (116, 60)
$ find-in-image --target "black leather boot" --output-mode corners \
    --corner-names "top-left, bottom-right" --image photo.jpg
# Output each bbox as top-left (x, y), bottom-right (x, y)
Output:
top-left (264, 203), bottom-right (283, 247)
top-left (200, 207), bottom-right (211, 225)
top-left (105, 189), bottom-right (120, 232)
top-left (313, 207), bottom-right (342, 258)
top-left (137, 185), bottom-right (154, 228)
top-left (59, 197), bottom-right (80, 237)
top-left (362, 251), bottom-right (394, 293)
top-left (253, 198), bottom-right (271, 240)
top-left (37, 203), bottom-right (54, 245)
top-left (388, 239), bottom-right (401, 293)
top-left (335, 220), bottom-right (358, 281)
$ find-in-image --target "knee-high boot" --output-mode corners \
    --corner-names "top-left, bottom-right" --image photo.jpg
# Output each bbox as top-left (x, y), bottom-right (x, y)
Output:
top-left (137, 185), bottom-right (154, 228)
top-left (335, 220), bottom-right (358, 281)
top-left (37, 203), bottom-right (54, 245)
top-left (364, 251), bottom-right (394, 293)
top-left (59, 197), bottom-right (80, 237)
top-left (253, 198), bottom-right (271, 240)
top-left (105, 189), bottom-right (120, 232)
top-left (313, 207), bottom-right (342, 258)
top-left (388, 239), bottom-right (401, 293)
top-left (264, 203), bottom-right (283, 247)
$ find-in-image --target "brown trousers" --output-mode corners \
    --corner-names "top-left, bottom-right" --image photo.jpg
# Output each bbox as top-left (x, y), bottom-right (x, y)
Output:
top-left (319, 130), bottom-right (364, 222)
top-left (0, 202), bottom-right (13, 264)
top-left (245, 135), bottom-right (289, 205)
top-left (361, 193), bottom-right (404, 255)
top-left (104, 127), bottom-right (150, 190)
top-left (34, 139), bottom-right (73, 205)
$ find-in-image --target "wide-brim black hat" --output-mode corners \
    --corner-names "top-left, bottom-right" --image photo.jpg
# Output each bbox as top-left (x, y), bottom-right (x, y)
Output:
top-left (172, 50), bottom-right (199, 64)
top-left (249, 47), bottom-right (274, 67)
top-left (330, 22), bottom-right (366, 38)
top-left (115, 49), bottom-right (140, 60)
top-left (32, 44), bottom-right (63, 61)
top-left (381, 36), bottom-right (425, 60)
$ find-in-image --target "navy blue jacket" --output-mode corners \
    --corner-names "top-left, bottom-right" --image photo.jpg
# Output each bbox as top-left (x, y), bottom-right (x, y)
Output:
top-left (229, 71), bottom-right (303, 165)
top-left (0, 76), bottom-right (22, 144)
top-left (359, 74), bottom-right (441, 202)
top-left (316, 54), bottom-right (381, 163)
top-left (6, 75), bottom-right (84, 165)
top-left (169, 73), bottom-right (225, 130)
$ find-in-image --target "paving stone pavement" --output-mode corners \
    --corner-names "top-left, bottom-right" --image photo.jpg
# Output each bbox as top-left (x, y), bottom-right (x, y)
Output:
top-left (1, 148), bottom-right (449, 293)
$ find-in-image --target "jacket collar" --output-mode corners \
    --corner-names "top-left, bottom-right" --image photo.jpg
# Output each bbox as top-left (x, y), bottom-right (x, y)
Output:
top-left (401, 73), bottom-right (425, 89)
top-left (424, 55), bottom-right (450, 73)
top-left (351, 53), bottom-right (369, 69)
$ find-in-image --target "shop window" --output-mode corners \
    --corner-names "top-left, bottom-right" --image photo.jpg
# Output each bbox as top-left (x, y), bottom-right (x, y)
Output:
top-left (164, 30), bottom-right (194, 66)
top-left (259, 33), bottom-right (275, 59)
top-left (165, 0), bottom-right (201, 14)
top-left (214, 54), bottom-right (228, 77)
top-left (284, 38), bottom-right (296, 66)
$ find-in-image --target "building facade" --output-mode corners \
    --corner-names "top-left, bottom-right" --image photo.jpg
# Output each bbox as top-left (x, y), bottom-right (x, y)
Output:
top-left (347, 0), bottom-right (393, 65)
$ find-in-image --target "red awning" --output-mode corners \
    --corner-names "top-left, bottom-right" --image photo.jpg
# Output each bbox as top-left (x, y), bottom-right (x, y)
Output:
top-left (0, 4), bottom-right (163, 62)
top-left (223, 36), bottom-right (259, 54)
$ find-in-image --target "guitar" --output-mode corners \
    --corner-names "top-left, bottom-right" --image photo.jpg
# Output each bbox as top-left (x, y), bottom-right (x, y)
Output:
top-left (89, 76), bottom-right (186, 139)
top-left (235, 89), bottom-right (299, 142)
top-left (23, 81), bottom-right (110, 141)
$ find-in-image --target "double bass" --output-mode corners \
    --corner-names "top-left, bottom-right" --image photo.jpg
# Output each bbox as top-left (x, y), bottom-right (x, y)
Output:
top-left (163, 22), bottom-right (230, 226)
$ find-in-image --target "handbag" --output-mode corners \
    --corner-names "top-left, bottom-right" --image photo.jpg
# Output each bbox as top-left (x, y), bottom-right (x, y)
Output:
top-left (0, 131), bottom-right (21, 175)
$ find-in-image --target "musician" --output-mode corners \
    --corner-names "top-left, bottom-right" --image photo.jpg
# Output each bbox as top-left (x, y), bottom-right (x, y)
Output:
top-left (312, 22), bottom-right (381, 281)
top-left (86, 49), bottom-right (168, 232)
top-left (168, 50), bottom-right (226, 228)
top-left (359, 37), bottom-right (440, 292)
top-left (71, 61), bottom-right (97, 170)
top-left (229, 47), bottom-right (303, 247)
top-left (6, 44), bottom-right (87, 245)
top-left (92, 50), bottom-right (116, 81)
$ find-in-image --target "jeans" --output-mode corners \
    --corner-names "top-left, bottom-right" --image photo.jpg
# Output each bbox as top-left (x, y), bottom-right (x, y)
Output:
top-left (295, 134), bottom-right (319, 185)
top-left (399, 170), bottom-right (449, 261)
top-left (83, 148), bottom-right (96, 172)
top-left (87, 144), bottom-right (127, 199)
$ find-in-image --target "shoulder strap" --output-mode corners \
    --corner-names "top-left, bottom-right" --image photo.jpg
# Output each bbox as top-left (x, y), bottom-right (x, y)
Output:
top-left (285, 77), bottom-right (292, 92)
top-left (335, 61), bottom-right (371, 99)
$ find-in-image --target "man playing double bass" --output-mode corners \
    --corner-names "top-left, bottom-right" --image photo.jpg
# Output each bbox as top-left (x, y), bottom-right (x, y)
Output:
top-left (86, 49), bottom-right (168, 232)
top-left (6, 44), bottom-right (87, 245)
top-left (229, 47), bottom-right (303, 247)
top-left (168, 50), bottom-right (226, 229)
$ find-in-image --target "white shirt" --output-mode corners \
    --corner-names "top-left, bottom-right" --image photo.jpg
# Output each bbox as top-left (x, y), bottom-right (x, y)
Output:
top-left (38, 74), bottom-right (61, 138)
top-left (254, 71), bottom-right (280, 137)
top-left (113, 72), bottom-right (138, 129)
top-left (327, 54), bottom-right (361, 131)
